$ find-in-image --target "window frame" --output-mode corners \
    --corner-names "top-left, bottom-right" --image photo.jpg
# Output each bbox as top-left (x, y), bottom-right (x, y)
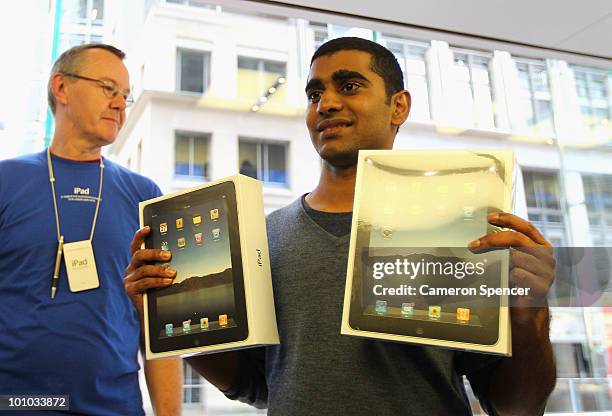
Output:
top-left (450, 46), bottom-right (496, 128)
top-left (238, 138), bottom-right (290, 187)
top-left (582, 174), bottom-right (612, 246)
top-left (310, 22), bottom-right (329, 50)
top-left (237, 56), bottom-right (287, 87)
top-left (571, 65), bottom-right (611, 129)
top-left (522, 169), bottom-right (567, 245)
top-left (175, 48), bottom-right (211, 94)
top-left (174, 131), bottom-right (211, 180)
top-left (182, 360), bottom-right (203, 404)
top-left (514, 57), bottom-right (555, 135)
top-left (64, 0), bottom-right (105, 25)
top-left (383, 36), bottom-right (432, 121)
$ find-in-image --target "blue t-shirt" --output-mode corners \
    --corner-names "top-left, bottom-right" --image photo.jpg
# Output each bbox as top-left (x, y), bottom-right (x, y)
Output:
top-left (0, 150), bottom-right (162, 415)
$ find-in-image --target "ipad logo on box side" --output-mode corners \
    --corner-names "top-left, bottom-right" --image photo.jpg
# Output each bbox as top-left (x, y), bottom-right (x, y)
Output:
top-left (256, 249), bottom-right (263, 267)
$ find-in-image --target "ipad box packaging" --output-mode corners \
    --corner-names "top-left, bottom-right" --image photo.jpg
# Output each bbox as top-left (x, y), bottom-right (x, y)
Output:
top-left (341, 150), bottom-right (516, 356)
top-left (139, 174), bottom-right (279, 359)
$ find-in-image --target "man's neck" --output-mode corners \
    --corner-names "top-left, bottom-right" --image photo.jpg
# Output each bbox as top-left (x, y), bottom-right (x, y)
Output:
top-left (50, 134), bottom-right (102, 162)
top-left (306, 161), bottom-right (357, 213)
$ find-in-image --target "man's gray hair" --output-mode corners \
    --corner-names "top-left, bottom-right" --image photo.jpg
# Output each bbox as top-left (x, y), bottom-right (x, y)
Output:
top-left (47, 43), bottom-right (126, 114)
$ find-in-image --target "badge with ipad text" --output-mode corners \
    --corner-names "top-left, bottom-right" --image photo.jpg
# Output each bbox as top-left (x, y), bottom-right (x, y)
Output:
top-left (62, 240), bottom-right (100, 292)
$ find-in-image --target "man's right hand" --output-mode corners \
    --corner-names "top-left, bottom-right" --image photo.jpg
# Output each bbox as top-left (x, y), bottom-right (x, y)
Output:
top-left (124, 226), bottom-right (176, 316)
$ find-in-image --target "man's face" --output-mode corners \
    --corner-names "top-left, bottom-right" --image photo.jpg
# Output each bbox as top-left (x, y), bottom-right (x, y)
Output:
top-left (305, 50), bottom-right (400, 167)
top-left (62, 49), bottom-right (130, 146)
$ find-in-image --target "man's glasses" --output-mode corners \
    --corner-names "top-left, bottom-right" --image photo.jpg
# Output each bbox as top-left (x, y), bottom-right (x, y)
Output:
top-left (62, 73), bottom-right (134, 106)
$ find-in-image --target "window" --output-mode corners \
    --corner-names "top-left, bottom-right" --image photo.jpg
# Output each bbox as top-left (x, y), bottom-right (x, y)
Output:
top-left (572, 66), bottom-right (610, 132)
top-left (546, 342), bottom-right (612, 413)
top-left (515, 59), bottom-right (555, 136)
top-left (311, 22), bottom-right (329, 50)
top-left (183, 361), bottom-right (203, 404)
top-left (522, 170), bottom-right (567, 245)
top-left (239, 139), bottom-right (288, 185)
top-left (386, 38), bottom-right (431, 120)
top-left (176, 49), bottom-right (210, 94)
top-left (554, 343), bottom-right (592, 378)
top-left (237, 57), bottom-right (286, 107)
top-left (582, 174), bottom-right (612, 246)
top-left (166, 0), bottom-right (214, 8)
top-left (175, 132), bottom-right (210, 178)
top-left (63, 0), bottom-right (104, 24)
top-left (451, 48), bottom-right (495, 128)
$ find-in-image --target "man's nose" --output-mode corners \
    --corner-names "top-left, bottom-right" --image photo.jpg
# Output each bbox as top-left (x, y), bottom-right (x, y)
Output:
top-left (317, 90), bottom-right (343, 114)
top-left (110, 94), bottom-right (128, 111)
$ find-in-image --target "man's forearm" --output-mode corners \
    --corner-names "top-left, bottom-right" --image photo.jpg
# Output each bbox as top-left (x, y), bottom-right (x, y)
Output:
top-left (186, 351), bottom-right (240, 391)
top-left (489, 307), bottom-right (556, 415)
top-left (144, 358), bottom-right (183, 416)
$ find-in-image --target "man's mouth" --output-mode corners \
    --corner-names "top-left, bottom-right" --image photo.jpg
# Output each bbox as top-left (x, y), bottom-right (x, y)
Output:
top-left (102, 117), bottom-right (119, 125)
top-left (317, 119), bottom-right (352, 138)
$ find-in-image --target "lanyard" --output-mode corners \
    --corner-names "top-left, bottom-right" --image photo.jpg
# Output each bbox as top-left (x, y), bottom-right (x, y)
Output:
top-left (46, 148), bottom-right (104, 243)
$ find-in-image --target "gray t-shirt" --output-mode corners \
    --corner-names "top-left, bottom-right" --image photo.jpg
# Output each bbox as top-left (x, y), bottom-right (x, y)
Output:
top-left (225, 197), bottom-right (500, 415)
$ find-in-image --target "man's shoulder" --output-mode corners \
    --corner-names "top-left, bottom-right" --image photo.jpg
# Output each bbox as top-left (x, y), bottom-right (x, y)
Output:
top-left (266, 197), bottom-right (303, 230)
top-left (104, 157), bottom-right (151, 182)
top-left (0, 152), bottom-right (46, 196)
top-left (104, 158), bottom-right (162, 199)
top-left (0, 151), bottom-right (45, 173)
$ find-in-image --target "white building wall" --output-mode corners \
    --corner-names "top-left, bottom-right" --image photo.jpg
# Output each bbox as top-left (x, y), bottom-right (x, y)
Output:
top-left (113, 2), bottom-right (612, 246)
top-left (113, 93), bottom-right (318, 212)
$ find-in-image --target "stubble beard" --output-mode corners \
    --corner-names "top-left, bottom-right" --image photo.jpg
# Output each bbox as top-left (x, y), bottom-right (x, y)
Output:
top-left (318, 142), bottom-right (359, 169)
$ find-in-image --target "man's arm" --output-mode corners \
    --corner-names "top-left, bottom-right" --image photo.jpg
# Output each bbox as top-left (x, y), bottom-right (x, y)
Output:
top-left (123, 227), bottom-right (184, 414)
top-left (124, 227), bottom-right (264, 409)
top-left (488, 307), bottom-right (555, 415)
top-left (185, 346), bottom-right (268, 409)
top-left (470, 213), bottom-right (556, 415)
top-left (143, 358), bottom-right (184, 416)
top-left (186, 352), bottom-right (240, 391)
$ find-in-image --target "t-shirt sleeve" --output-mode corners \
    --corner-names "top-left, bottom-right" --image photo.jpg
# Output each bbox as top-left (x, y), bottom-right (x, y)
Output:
top-left (222, 347), bottom-right (268, 409)
top-left (0, 163), bottom-right (5, 229)
top-left (457, 351), bottom-right (505, 415)
top-left (148, 180), bottom-right (163, 199)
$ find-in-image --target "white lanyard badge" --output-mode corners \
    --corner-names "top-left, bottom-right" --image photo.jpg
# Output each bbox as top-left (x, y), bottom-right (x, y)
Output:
top-left (47, 148), bottom-right (103, 297)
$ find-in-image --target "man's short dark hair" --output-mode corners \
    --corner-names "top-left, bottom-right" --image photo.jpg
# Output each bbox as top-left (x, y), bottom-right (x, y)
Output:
top-left (47, 43), bottom-right (126, 114)
top-left (311, 37), bottom-right (404, 102)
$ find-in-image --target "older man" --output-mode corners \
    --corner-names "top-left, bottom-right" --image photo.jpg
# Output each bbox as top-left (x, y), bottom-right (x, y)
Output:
top-left (0, 44), bottom-right (182, 415)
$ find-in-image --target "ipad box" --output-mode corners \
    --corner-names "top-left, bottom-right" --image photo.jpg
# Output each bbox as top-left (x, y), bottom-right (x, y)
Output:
top-left (341, 150), bottom-right (516, 355)
top-left (139, 174), bottom-right (279, 359)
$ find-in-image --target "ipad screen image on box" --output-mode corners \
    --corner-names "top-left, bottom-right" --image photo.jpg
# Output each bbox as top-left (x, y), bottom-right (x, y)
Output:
top-left (143, 182), bottom-right (248, 352)
top-left (153, 199), bottom-right (235, 338)
top-left (348, 151), bottom-right (512, 346)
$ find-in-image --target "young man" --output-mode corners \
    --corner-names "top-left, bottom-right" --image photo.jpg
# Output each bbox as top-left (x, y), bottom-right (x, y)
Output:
top-left (125, 37), bottom-right (556, 415)
top-left (0, 44), bottom-right (182, 415)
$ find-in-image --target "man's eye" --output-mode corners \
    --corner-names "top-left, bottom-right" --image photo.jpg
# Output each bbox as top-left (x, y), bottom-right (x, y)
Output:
top-left (342, 82), bottom-right (360, 93)
top-left (102, 85), bottom-right (117, 96)
top-left (308, 91), bottom-right (321, 103)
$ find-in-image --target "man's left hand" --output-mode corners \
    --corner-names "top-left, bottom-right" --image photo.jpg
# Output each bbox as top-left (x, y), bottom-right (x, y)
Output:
top-left (469, 212), bottom-right (556, 324)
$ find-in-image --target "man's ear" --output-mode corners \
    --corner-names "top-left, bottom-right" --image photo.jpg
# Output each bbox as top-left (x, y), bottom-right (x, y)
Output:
top-left (51, 73), bottom-right (69, 108)
top-left (391, 90), bottom-right (411, 128)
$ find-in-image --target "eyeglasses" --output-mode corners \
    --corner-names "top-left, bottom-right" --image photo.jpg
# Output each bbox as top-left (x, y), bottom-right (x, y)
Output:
top-left (62, 73), bottom-right (134, 106)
